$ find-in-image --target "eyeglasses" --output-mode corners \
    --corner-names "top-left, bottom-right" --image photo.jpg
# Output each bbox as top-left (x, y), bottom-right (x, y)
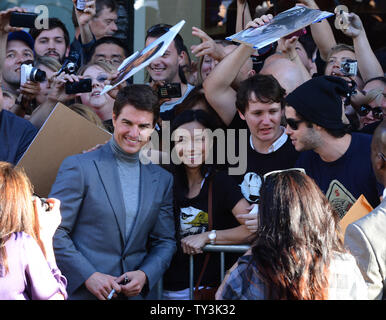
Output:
top-left (358, 104), bottom-right (383, 120)
top-left (285, 118), bottom-right (305, 130)
top-left (95, 57), bottom-right (123, 67)
top-left (379, 152), bottom-right (386, 162)
top-left (263, 168), bottom-right (306, 181)
top-left (147, 24), bottom-right (172, 35)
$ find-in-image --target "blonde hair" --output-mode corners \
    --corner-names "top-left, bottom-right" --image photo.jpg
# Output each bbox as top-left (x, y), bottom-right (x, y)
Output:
top-left (326, 43), bottom-right (355, 63)
top-left (35, 56), bottom-right (61, 72)
top-left (77, 60), bottom-right (116, 76)
top-left (68, 103), bottom-right (106, 129)
top-left (0, 162), bottom-right (45, 275)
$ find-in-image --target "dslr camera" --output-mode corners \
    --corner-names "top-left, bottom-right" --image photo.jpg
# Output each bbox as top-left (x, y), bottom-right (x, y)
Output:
top-left (340, 59), bottom-right (358, 77)
top-left (58, 51), bottom-right (81, 75)
top-left (20, 63), bottom-right (46, 85)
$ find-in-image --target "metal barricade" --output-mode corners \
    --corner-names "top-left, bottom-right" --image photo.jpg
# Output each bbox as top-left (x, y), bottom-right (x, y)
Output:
top-left (188, 244), bottom-right (250, 300)
top-left (156, 244), bottom-right (250, 299)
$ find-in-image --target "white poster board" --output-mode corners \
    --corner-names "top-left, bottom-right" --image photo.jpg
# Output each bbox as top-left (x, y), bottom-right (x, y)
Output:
top-left (100, 20), bottom-right (186, 95)
top-left (226, 6), bottom-right (333, 50)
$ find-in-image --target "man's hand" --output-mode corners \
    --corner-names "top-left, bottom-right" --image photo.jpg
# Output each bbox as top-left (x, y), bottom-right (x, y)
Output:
top-left (278, 35), bottom-right (300, 61)
top-left (85, 272), bottom-right (121, 300)
top-left (20, 80), bottom-right (41, 101)
top-left (46, 72), bottom-right (81, 103)
top-left (236, 204), bottom-right (258, 233)
top-left (0, 7), bottom-right (25, 34)
top-left (118, 270), bottom-right (147, 297)
top-left (339, 12), bottom-right (363, 39)
top-left (72, 0), bottom-right (96, 26)
top-left (191, 27), bottom-right (226, 62)
top-left (244, 14), bottom-right (273, 30)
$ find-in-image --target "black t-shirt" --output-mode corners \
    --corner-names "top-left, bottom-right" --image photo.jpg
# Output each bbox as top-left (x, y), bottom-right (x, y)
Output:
top-left (163, 170), bottom-right (245, 291)
top-left (227, 113), bottom-right (300, 203)
top-left (296, 132), bottom-right (383, 217)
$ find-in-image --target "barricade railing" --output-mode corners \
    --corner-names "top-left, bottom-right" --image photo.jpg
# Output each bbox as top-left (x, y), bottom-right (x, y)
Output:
top-left (188, 244), bottom-right (250, 300)
top-left (156, 244), bottom-right (250, 300)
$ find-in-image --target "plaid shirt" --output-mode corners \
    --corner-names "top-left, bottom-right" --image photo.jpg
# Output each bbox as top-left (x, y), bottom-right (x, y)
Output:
top-left (218, 253), bottom-right (368, 300)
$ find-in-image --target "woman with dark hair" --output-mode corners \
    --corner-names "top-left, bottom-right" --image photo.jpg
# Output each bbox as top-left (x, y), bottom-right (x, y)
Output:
top-left (216, 169), bottom-right (367, 300)
top-left (162, 109), bottom-right (252, 300)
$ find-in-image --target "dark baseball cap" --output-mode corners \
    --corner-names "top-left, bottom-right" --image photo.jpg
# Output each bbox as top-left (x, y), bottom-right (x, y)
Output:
top-left (7, 31), bottom-right (34, 51)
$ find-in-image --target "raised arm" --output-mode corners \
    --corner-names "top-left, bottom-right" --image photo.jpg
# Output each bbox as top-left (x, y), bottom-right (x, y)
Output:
top-left (203, 43), bottom-right (254, 126)
top-left (297, 0), bottom-right (336, 60)
top-left (72, 0), bottom-right (96, 45)
top-left (339, 12), bottom-right (383, 83)
top-left (0, 8), bottom-right (24, 77)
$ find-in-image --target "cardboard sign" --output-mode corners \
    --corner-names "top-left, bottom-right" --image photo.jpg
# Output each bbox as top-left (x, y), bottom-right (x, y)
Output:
top-left (16, 103), bottom-right (111, 197)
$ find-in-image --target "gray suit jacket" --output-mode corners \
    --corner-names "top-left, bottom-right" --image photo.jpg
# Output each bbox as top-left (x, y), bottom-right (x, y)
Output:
top-left (344, 196), bottom-right (386, 300)
top-left (49, 143), bottom-right (176, 299)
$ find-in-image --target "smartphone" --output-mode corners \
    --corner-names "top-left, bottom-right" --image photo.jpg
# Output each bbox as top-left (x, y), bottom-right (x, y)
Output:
top-left (10, 12), bottom-right (38, 29)
top-left (65, 79), bottom-right (92, 94)
top-left (158, 83), bottom-right (182, 99)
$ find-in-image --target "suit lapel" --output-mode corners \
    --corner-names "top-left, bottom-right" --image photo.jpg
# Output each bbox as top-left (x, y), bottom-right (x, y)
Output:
top-left (94, 144), bottom-right (126, 244)
top-left (123, 163), bottom-right (159, 253)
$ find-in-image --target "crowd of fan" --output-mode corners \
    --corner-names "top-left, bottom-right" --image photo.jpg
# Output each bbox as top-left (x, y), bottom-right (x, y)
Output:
top-left (0, 0), bottom-right (385, 300)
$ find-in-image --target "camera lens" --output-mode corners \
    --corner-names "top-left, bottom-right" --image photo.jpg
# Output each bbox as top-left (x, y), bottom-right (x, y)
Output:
top-left (31, 68), bottom-right (46, 82)
top-left (66, 62), bottom-right (77, 74)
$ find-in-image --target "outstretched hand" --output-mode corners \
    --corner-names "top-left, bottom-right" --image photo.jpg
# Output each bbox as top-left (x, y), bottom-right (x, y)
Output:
top-left (0, 7), bottom-right (25, 34)
top-left (244, 14), bottom-right (273, 30)
top-left (72, 0), bottom-right (96, 26)
top-left (339, 12), bottom-right (363, 38)
top-left (191, 27), bottom-right (226, 62)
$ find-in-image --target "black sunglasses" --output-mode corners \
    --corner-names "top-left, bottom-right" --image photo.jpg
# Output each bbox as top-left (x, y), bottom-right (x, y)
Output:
top-left (358, 104), bottom-right (383, 120)
top-left (285, 118), bottom-right (304, 130)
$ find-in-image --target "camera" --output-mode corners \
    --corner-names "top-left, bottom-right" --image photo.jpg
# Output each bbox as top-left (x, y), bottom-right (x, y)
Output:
top-left (340, 59), bottom-right (358, 77)
top-left (158, 83), bottom-right (182, 99)
top-left (32, 196), bottom-right (50, 212)
top-left (40, 198), bottom-right (50, 212)
top-left (65, 78), bottom-right (92, 94)
top-left (58, 51), bottom-right (81, 75)
top-left (20, 63), bottom-right (46, 85)
top-left (10, 12), bottom-right (38, 28)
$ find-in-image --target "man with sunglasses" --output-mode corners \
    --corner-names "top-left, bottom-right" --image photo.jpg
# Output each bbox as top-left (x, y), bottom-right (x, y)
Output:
top-left (345, 120), bottom-right (386, 300)
top-left (285, 75), bottom-right (383, 218)
top-left (145, 24), bottom-right (194, 121)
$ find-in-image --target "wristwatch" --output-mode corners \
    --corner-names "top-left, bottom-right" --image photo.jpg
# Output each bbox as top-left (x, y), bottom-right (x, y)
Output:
top-left (208, 230), bottom-right (217, 245)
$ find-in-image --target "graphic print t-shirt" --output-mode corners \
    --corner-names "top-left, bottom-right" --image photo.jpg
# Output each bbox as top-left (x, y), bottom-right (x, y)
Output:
top-left (296, 132), bottom-right (383, 218)
top-left (228, 113), bottom-right (299, 204)
top-left (163, 170), bottom-right (245, 291)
